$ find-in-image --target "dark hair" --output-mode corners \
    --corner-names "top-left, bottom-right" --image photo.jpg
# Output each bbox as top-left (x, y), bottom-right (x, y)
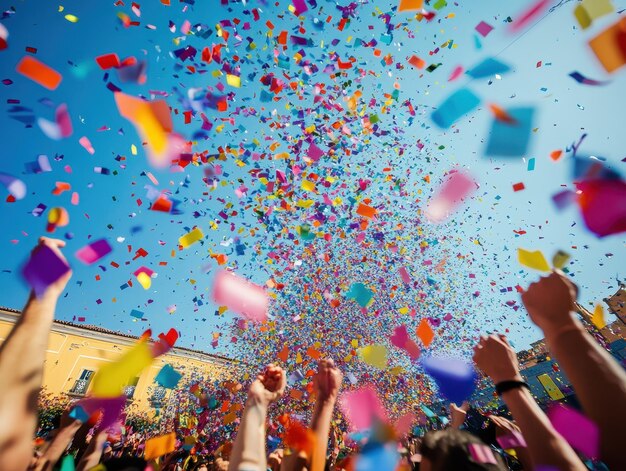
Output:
top-left (101, 456), bottom-right (147, 471)
top-left (419, 429), bottom-right (506, 471)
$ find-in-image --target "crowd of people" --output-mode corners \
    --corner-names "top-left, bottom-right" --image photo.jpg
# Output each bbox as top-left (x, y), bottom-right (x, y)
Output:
top-left (0, 237), bottom-right (625, 471)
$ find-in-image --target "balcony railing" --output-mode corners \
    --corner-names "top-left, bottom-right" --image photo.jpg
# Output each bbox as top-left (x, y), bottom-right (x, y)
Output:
top-left (68, 379), bottom-right (90, 396)
top-left (123, 385), bottom-right (136, 399)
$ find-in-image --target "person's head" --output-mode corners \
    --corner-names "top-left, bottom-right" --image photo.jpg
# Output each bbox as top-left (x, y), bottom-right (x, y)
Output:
top-left (193, 460), bottom-right (209, 471)
top-left (419, 429), bottom-right (506, 471)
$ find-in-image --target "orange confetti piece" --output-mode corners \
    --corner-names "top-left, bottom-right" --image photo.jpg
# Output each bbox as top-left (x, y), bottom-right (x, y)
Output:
top-left (416, 318), bottom-right (434, 347)
top-left (356, 203), bottom-right (377, 219)
top-left (16, 56), bottom-right (62, 90)
top-left (398, 0), bottom-right (424, 12)
top-left (144, 432), bottom-right (176, 459)
top-left (306, 347), bottom-right (321, 359)
top-left (278, 344), bottom-right (289, 362)
top-left (550, 150), bottom-right (563, 161)
top-left (408, 55), bottom-right (425, 69)
top-left (589, 18), bottom-right (626, 73)
top-left (489, 104), bottom-right (518, 124)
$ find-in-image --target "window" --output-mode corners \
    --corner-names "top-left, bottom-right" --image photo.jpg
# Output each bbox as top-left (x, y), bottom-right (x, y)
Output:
top-left (124, 377), bottom-right (140, 399)
top-left (69, 369), bottom-right (94, 395)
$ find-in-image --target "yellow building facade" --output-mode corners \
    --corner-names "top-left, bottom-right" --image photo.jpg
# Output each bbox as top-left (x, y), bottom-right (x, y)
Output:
top-left (0, 307), bottom-right (237, 413)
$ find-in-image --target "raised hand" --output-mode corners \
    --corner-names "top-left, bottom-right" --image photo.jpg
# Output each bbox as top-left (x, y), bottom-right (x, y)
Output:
top-left (521, 270), bottom-right (578, 335)
top-left (472, 335), bottom-right (522, 384)
top-left (489, 414), bottom-right (521, 438)
top-left (313, 358), bottom-right (343, 404)
top-left (449, 402), bottom-right (469, 429)
top-left (248, 364), bottom-right (286, 405)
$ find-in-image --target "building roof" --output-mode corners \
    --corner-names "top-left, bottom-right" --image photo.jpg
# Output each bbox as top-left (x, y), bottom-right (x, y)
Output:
top-left (0, 306), bottom-right (238, 364)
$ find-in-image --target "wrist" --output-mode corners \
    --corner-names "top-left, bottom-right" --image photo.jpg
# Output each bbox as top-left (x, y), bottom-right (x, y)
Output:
top-left (491, 373), bottom-right (523, 385)
top-left (316, 394), bottom-right (338, 407)
top-left (495, 379), bottom-right (530, 396)
top-left (544, 318), bottom-right (584, 344)
top-left (246, 395), bottom-right (270, 411)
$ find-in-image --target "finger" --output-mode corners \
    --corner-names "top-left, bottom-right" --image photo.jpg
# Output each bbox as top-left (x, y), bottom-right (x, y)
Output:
top-left (277, 370), bottom-right (287, 393)
top-left (498, 334), bottom-right (510, 346)
top-left (39, 237), bottom-right (67, 248)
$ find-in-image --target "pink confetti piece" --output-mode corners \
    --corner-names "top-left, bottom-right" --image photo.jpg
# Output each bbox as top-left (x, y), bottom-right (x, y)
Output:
top-left (307, 142), bottom-right (323, 161)
top-left (548, 405), bottom-right (599, 459)
top-left (398, 266), bottom-right (411, 284)
top-left (340, 386), bottom-right (388, 430)
top-left (56, 103), bottom-right (73, 137)
top-left (448, 65), bottom-right (464, 81)
top-left (468, 444), bottom-right (497, 464)
top-left (508, 0), bottom-right (550, 34)
top-left (576, 178), bottom-right (626, 237)
top-left (79, 136), bottom-right (95, 154)
top-left (212, 270), bottom-right (268, 322)
top-left (181, 20), bottom-right (191, 34)
top-left (75, 239), bottom-right (113, 265)
top-left (146, 172), bottom-right (159, 185)
top-left (394, 412), bottom-right (416, 437)
top-left (475, 20), bottom-right (494, 37)
top-left (426, 171), bottom-right (476, 223)
top-left (71, 192), bottom-right (79, 205)
top-left (496, 430), bottom-right (527, 449)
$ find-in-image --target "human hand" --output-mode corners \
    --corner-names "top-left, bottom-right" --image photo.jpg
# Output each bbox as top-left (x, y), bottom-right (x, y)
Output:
top-left (267, 448), bottom-right (283, 471)
top-left (249, 364), bottom-right (286, 405)
top-left (313, 358), bottom-right (343, 404)
top-left (472, 335), bottom-right (522, 384)
top-left (521, 271), bottom-right (578, 336)
top-left (489, 415), bottom-right (521, 438)
top-left (30, 237), bottom-right (72, 299)
top-left (449, 402), bottom-right (469, 429)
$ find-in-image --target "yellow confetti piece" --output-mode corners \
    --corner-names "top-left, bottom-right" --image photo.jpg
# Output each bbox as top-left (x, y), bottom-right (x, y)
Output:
top-left (359, 344), bottom-right (388, 369)
top-left (552, 250), bottom-right (571, 269)
top-left (91, 339), bottom-right (153, 397)
top-left (226, 74), bottom-right (241, 87)
top-left (179, 227), bottom-right (204, 248)
top-left (591, 304), bottom-right (606, 329)
top-left (64, 14), bottom-right (79, 23)
top-left (518, 248), bottom-right (551, 272)
top-left (136, 272), bottom-right (151, 289)
top-left (301, 179), bottom-right (316, 192)
top-left (131, 144), bottom-right (137, 155)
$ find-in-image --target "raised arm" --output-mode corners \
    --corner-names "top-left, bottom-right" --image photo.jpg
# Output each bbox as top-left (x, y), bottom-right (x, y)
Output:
top-left (309, 358), bottom-right (342, 471)
top-left (228, 364), bottom-right (286, 471)
top-left (0, 237), bottom-right (72, 471)
top-left (32, 410), bottom-right (84, 471)
top-left (473, 335), bottom-right (585, 470)
top-left (522, 271), bottom-right (626, 469)
top-left (449, 402), bottom-right (468, 429)
top-left (76, 430), bottom-right (108, 471)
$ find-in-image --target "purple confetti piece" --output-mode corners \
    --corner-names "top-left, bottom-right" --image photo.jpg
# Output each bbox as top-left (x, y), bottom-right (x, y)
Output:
top-left (22, 245), bottom-right (71, 297)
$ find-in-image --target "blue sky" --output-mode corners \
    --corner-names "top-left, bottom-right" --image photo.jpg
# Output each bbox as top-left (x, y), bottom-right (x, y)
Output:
top-left (0, 0), bottom-right (624, 357)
